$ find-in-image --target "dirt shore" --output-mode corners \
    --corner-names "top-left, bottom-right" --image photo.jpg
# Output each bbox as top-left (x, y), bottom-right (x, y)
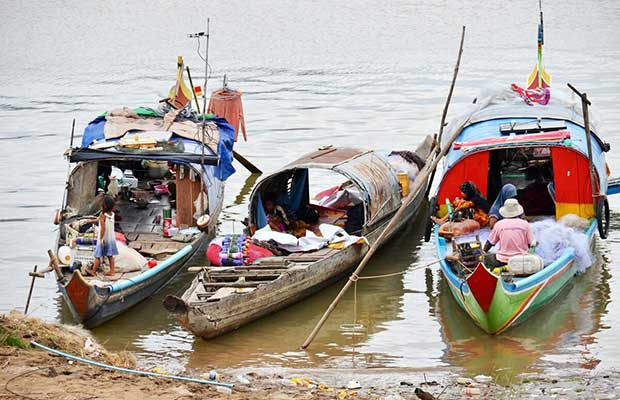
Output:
top-left (1, 311), bottom-right (618, 399)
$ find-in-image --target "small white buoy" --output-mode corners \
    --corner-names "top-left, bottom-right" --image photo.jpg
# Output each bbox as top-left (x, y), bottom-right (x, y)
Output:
top-left (197, 214), bottom-right (211, 230)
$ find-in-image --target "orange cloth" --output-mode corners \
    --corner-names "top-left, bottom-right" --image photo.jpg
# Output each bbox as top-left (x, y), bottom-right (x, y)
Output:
top-left (207, 89), bottom-right (247, 142)
top-left (453, 199), bottom-right (490, 227)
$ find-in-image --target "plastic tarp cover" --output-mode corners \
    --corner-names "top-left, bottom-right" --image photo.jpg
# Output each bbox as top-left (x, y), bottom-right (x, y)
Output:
top-left (254, 169), bottom-right (309, 229)
top-left (334, 152), bottom-right (400, 224)
top-left (79, 113), bottom-right (235, 181)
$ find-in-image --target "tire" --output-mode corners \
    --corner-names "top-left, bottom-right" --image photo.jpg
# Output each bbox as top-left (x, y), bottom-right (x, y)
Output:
top-left (597, 197), bottom-right (610, 239)
top-left (424, 196), bottom-right (437, 242)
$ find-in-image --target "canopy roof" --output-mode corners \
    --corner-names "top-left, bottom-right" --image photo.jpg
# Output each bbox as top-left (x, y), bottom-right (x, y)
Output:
top-left (249, 147), bottom-right (402, 229)
top-left (442, 86), bottom-right (603, 148)
top-left (76, 108), bottom-right (235, 181)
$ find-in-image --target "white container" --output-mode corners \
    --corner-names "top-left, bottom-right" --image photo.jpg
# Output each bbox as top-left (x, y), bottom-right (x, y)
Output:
top-left (122, 169), bottom-right (138, 188)
top-left (508, 254), bottom-right (544, 276)
top-left (57, 246), bottom-right (73, 265)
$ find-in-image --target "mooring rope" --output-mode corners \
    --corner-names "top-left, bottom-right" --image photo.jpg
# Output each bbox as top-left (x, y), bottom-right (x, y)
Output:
top-left (349, 259), bottom-right (441, 328)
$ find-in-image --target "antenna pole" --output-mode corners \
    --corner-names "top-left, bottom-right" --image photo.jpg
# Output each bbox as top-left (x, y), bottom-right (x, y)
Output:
top-left (199, 18), bottom-right (210, 221)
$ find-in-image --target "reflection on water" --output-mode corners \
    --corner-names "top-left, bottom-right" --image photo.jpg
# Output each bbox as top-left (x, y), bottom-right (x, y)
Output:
top-left (437, 252), bottom-right (610, 384)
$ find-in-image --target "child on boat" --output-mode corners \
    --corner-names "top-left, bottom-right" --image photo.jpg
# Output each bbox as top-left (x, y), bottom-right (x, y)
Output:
top-left (86, 195), bottom-right (118, 276)
top-left (264, 197), bottom-right (292, 233)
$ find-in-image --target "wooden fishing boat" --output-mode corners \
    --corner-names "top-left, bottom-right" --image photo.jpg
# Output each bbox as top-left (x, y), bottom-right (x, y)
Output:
top-left (164, 139), bottom-right (433, 338)
top-left (428, 94), bottom-right (610, 334)
top-left (426, 5), bottom-right (612, 335)
top-left (49, 58), bottom-right (240, 328)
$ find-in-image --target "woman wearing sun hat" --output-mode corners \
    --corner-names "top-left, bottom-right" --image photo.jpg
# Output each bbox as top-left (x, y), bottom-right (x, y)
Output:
top-left (483, 198), bottom-right (535, 269)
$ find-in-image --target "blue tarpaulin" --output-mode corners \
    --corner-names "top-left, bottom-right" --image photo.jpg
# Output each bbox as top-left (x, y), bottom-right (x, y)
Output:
top-left (79, 113), bottom-right (235, 181)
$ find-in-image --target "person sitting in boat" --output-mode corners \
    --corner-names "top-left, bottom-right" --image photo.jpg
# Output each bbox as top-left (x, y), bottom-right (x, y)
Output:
top-left (432, 181), bottom-right (490, 227)
top-left (264, 196), bottom-right (292, 233)
top-left (483, 198), bottom-right (534, 269)
top-left (488, 183), bottom-right (518, 229)
top-left (519, 165), bottom-right (555, 215)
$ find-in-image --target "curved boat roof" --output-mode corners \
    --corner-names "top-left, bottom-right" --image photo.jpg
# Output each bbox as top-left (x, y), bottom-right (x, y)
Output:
top-left (249, 147), bottom-right (402, 226)
top-left (442, 87), bottom-right (601, 145)
top-left (441, 86), bottom-right (607, 172)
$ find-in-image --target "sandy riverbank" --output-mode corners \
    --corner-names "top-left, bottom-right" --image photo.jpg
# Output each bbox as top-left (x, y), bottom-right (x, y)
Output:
top-left (1, 311), bottom-right (618, 399)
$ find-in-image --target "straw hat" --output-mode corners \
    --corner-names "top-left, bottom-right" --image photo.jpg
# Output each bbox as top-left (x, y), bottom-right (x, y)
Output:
top-left (499, 198), bottom-right (524, 218)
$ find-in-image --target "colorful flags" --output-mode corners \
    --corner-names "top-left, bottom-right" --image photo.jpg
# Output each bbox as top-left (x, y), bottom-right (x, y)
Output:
top-left (527, 11), bottom-right (551, 90)
top-left (511, 83), bottom-right (550, 106)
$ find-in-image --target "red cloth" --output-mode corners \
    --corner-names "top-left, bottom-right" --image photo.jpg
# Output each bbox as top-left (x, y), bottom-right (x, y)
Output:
top-left (511, 83), bottom-right (550, 106)
top-left (208, 89), bottom-right (247, 142)
top-left (246, 243), bottom-right (274, 264)
top-left (207, 243), bottom-right (223, 266)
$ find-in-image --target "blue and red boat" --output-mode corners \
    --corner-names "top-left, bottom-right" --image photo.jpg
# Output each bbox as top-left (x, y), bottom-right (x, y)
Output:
top-left (427, 8), bottom-right (611, 334)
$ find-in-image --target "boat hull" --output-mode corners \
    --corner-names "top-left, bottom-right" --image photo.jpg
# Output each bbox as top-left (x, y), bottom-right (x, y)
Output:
top-left (166, 186), bottom-right (427, 339)
top-left (60, 235), bottom-right (207, 328)
top-left (437, 221), bottom-right (596, 334)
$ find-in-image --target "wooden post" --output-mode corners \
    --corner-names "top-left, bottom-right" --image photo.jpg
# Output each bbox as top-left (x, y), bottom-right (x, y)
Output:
top-left (567, 83), bottom-right (598, 215)
top-left (47, 249), bottom-right (65, 282)
top-left (24, 265), bottom-right (38, 314)
top-left (60, 118), bottom-right (76, 211)
top-left (425, 26), bottom-right (466, 198)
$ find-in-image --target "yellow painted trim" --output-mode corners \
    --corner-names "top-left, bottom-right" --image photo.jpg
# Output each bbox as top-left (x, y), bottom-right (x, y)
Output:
top-left (555, 202), bottom-right (595, 219)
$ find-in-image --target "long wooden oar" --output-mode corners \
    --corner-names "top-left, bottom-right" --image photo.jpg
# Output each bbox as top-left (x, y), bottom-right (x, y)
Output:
top-left (233, 150), bottom-right (262, 174)
top-left (301, 26), bottom-right (467, 350)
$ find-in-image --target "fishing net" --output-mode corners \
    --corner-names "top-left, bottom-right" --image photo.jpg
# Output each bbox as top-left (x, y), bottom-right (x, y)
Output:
top-left (531, 218), bottom-right (593, 272)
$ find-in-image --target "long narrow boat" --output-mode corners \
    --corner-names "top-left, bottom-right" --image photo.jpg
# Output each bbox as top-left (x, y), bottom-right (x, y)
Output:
top-left (429, 92), bottom-right (610, 334)
top-left (426, 5), bottom-right (612, 335)
top-left (164, 139), bottom-right (433, 338)
top-left (50, 59), bottom-right (240, 327)
top-left (426, 55), bottom-right (611, 335)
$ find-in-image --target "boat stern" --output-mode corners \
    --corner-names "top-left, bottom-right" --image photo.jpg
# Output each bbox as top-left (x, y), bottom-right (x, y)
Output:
top-left (61, 271), bottom-right (99, 324)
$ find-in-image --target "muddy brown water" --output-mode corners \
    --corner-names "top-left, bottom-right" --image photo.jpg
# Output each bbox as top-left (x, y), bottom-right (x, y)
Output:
top-left (1, 0), bottom-right (620, 385)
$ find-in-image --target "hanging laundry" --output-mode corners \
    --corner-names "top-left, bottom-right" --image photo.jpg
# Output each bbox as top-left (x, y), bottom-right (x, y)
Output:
top-left (208, 89), bottom-right (247, 142)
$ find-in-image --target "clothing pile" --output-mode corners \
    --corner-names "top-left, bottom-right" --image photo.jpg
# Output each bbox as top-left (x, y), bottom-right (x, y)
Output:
top-left (252, 223), bottom-right (367, 253)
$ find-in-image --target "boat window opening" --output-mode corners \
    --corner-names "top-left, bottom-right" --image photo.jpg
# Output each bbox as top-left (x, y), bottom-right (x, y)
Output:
top-left (61, 159), bottom-right (209, 243)
top-left (251, 168), bottom-right (366, 236)
top-left (487, 147), bottom-right (556, 218)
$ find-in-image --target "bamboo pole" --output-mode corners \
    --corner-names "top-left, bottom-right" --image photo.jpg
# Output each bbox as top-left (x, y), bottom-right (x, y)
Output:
top-left (425, 26), bottom-right (466, 198)
top-left (24, 265), bottom-right (38, 314)
top-left (186, 66), bottom-right (201, 114)
top-left (301, 27), bottom-right (467, 350)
